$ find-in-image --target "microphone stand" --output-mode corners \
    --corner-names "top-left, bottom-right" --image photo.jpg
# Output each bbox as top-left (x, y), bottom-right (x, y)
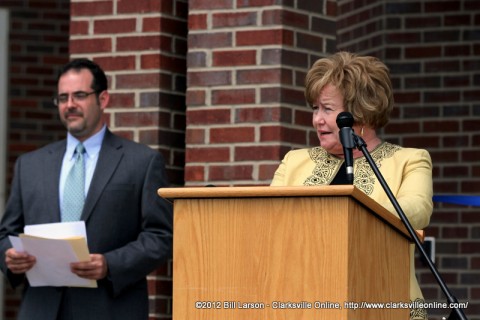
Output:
top-left (352, 133), bottom-right (468, 320)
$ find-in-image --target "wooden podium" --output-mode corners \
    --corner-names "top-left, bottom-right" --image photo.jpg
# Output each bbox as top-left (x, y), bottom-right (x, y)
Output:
top-left (158, 185), bottom-right (412, 319)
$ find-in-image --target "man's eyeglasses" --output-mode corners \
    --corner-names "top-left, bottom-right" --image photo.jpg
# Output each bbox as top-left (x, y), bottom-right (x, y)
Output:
top-left (53, 91), bottom-right (97, 106)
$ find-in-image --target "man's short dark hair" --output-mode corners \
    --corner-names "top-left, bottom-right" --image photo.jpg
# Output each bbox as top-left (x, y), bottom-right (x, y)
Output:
top-left (56, 58), bottom-right (108, 93)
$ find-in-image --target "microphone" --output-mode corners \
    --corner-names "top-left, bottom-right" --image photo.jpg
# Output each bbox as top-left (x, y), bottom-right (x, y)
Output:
top-left (336, 112), bottom-right (355, 184)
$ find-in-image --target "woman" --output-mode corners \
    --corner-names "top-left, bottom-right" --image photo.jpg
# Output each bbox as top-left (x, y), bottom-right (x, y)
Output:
top-left (271, 51), bottom-right (432, 320)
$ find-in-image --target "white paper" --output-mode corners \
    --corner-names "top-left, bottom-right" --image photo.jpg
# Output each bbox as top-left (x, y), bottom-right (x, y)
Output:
top-left (8, 221), bottom-right (96, 288)
top-left (8, 236), bottom-right (23, 252)
top-left (24, 221), bottom-right (87, 239)
top-left (20, 237), bottom-right (92, 287)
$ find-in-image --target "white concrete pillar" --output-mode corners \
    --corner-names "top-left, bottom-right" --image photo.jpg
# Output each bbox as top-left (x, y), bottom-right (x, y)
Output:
top-left (0, 8), bottom-right (10, 320)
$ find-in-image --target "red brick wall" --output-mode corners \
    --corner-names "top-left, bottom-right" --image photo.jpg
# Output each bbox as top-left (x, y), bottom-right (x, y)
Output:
top-left (69, 0), bottom-right (187, 318)
top-left (4, 0), bottom-right (70, 180)
top-left (185, 0), bottom-right (337, 186)
top-left (3, 0), bottom-right (480, 319)
top-left (70, 0), bottom-right (187, 187)
top-left (2, 0), bottom-right (187, 318)
top-left (2, 0), bottom-right (69, 318)
top-left (337, 1), bottom-right (480, 318)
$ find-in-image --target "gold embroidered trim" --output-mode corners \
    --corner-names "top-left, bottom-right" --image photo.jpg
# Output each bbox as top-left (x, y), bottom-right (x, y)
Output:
top-left (304, 142), bottom-right (401, 195)
top-left (304, 148), bottom-right (342, 186)
top-left (353, 142), bottom-right (400, 195)
top-left (410, 298), bottom-right (428, 319)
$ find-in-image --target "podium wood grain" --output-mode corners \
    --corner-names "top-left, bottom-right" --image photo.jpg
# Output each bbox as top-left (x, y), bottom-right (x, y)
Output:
top-left (159, 186), bottom-right (411, 319)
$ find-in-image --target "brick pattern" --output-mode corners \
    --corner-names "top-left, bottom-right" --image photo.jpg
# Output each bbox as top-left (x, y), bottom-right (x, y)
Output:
top-left (69, 1), bottom-right (189, 318)
top-left (337, 1), bottom-right (480, 319)
top-left (185, 0), bottom-right (337, 186)
top-left (3, 0), bottom-right (480, 319)
top-left (70, 0), bottom-right (188, 187)
top-left (2, 1), bottom-right (69, 317)
top-left (2, 0), bottom-right (187, 319)
top-left (3, 0), bottom-right (70, 182)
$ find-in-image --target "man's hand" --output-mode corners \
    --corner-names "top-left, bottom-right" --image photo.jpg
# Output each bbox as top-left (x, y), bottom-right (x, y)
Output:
top-left (70, 254), bottom-right (108, 280)
top-left (5, 248), bottom-right (36, 274)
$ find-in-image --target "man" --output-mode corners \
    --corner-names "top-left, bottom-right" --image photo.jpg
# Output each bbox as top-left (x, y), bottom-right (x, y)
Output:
top-left (0, 59), bottom-right (173, 319)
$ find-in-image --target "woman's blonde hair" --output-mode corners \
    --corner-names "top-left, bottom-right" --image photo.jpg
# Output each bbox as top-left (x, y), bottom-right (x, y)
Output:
top-left (305, 51), bottom-right (394, 129)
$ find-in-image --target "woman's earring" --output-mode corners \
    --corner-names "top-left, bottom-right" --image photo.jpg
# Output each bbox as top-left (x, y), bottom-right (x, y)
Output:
top-left (360, 127), bottom-right (364, 136)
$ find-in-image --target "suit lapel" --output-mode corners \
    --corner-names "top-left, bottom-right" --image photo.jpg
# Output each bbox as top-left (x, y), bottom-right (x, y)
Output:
top-left (44, 141), bottom-right (66, 222)
top-left (82, 130), bottom-right (123, 222)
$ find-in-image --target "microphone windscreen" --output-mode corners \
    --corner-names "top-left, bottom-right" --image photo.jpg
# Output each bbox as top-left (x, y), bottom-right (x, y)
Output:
top-left (336, 112), bottom-right (354, 128)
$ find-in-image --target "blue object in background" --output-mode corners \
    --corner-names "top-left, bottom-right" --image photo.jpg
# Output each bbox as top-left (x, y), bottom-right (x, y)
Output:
top-left (433, 195), bottom-right (480, 207)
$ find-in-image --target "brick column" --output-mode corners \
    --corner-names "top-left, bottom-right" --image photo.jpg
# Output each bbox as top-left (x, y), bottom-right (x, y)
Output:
top-left (70, 0), bottom-right (187, 186)
top-left (69, 1), bottom-right (188, 318)
top-left (185, 0), bottom-right (337, 186)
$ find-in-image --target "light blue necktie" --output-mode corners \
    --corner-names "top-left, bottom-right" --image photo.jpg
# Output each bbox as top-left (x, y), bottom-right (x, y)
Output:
top-left (61, 143), bottom-right (86, 222)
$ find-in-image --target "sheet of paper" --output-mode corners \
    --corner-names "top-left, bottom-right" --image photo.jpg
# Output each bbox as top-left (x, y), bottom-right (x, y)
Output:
top-left (19, 236), bottom-right (95, 287)
top-left (8, 221), bottom-right (96, 288)
top-left (8, 236), bottom-right (23, 252)
top-left (24, 221), bottom-right (87, 239)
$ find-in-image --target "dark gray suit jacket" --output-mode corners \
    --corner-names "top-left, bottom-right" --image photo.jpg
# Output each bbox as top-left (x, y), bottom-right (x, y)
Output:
top-left (0, 130), bottom-right (173, 320)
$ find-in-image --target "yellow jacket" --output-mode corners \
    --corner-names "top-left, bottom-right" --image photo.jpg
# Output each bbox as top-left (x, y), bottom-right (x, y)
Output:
top-left (271, 142), bottom-right (433, 320)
